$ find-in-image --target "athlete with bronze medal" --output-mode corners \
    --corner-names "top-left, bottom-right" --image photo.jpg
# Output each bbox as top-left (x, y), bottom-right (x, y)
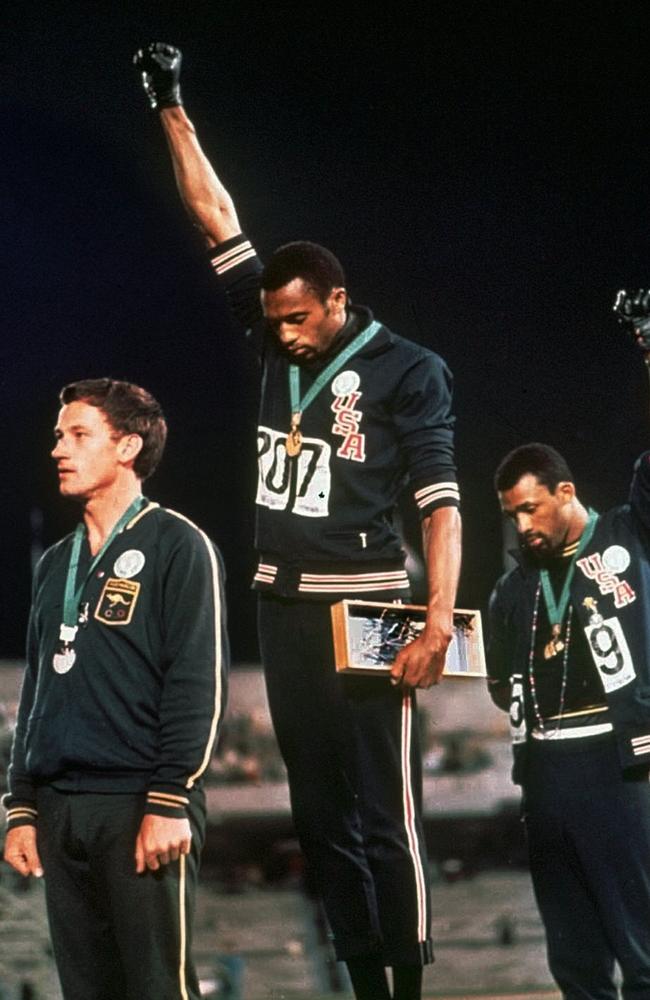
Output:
top-left (485, 288), bottom-right (650, 1000)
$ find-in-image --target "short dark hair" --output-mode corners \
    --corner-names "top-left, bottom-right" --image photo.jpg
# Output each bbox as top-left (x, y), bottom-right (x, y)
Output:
top-left (59, 378), bottom-right (167, 481)
top-left (261, 241), bottom-right (346, 303)
top-left (494, 443), bottom-right (574, 494)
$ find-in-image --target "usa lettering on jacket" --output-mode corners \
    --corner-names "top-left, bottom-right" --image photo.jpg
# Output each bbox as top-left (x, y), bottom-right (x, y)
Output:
top-left (331, 391), bottom-right (366, 462)
top-left (576, 551), bottom-right (636, 608)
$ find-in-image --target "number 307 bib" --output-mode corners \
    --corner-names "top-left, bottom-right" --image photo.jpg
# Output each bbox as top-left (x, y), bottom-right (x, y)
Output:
top-left (584, 615), bottom-right (636, 693)
top-left (256, 426), bottom-right (331, 517)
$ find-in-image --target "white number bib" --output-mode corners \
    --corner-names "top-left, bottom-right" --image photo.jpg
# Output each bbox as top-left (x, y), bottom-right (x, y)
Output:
top-left (584, 615), bottom-right (636, 693)
top-left (509, 676), bottom-right (527, 744)
top-left (256, 425), bottom-right (331, 517)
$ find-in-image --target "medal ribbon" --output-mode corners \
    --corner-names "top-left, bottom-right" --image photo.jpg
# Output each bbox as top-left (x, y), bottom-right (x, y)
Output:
top-left (62, 496), bottom-right (145, 628)
top-left (288, 320), bottom-right (381, 419)
top-left (539, 508), bottom-right (599, 627)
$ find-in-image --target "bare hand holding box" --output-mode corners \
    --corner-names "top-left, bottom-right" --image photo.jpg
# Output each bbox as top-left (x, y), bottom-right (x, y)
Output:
top-left (331, 600), bottom-right (485, 677)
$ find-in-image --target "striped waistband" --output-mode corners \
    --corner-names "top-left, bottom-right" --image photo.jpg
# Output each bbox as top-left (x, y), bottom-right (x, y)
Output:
top-left (253, 559), bottom-right (410, 596)
top-left (253, 553), bottom-right (412, 599)
top-left (532, 721), bottom-right (614, 741)
top-left (298, 569), bottom-right (410, 594)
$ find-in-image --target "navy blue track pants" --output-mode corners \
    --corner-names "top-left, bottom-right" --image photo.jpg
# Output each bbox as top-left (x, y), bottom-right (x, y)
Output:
top-left (523, 736), bottom-right (650, 999)
top-left (36, 786), bottom-right (205, 1000)
top-left (258, 592), bottom-right (433, 966)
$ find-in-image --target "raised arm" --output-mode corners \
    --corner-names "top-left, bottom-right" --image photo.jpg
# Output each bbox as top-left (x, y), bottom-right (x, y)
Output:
top-left (613, 289), bottom-right (650, 532)
top-left (134, 43), bottom-right (241, 247)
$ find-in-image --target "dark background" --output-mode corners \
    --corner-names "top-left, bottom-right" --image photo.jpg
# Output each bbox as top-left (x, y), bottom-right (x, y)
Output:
top-left (3, 0), bottom-right (650, 661)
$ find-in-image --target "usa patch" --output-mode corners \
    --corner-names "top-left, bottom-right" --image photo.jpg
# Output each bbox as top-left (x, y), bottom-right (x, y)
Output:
top-left (94, 577), bottom-right (140, 626)
top-left (576, 551), bottom-right (636, 609)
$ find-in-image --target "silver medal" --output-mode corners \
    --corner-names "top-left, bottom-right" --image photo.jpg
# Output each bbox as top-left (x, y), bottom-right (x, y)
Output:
top-left (54, 624), bottom-right (78, 673)
top-left (53, 646), bottom-right (77, 674)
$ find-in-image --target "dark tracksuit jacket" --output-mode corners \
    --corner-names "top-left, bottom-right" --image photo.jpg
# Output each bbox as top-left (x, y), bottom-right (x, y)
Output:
top-left (210, 234), bottom-right (460, 597)
top-left (487, 451), bottom-right (650, 782)
top-left (4, 500), bottom-right (229, 828)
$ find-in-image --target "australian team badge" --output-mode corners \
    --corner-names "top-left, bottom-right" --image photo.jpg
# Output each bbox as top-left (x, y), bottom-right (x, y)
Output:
top-left (94, 577), bottom-right (141, 625)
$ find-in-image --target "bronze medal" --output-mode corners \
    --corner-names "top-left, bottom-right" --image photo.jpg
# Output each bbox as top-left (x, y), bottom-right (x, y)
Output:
top-left (543, 623), bottom-right (565, 660)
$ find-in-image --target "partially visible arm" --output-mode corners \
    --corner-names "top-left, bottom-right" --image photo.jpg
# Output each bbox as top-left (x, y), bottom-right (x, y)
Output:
top-left (389, 351), bottom-right (461, 688)
top-left (135, 519), bottom-right (228, 872)
top-left (487, 678), bottom-right (511, 712)
top-left (485, 579), bottom-right (514, 712)
top-left (391, 506), bottom-right (461, 688)
top-left (3, 590), bottom-right (44, 877)
top-left (613, 289), bottom-right (650, 532)
top-left (159, 106), bottom-right (242, 248)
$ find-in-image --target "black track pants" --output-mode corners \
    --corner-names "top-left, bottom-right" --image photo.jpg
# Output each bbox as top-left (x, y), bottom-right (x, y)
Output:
top-left (259, 593), bottom-right (433, 966)
top-left (36, 786), bottom-right (205, 1000)
top-left (524, 736), bottom-right (650, 1000)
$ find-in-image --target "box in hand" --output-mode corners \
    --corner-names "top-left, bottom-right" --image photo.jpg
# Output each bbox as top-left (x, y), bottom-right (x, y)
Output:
top-left (331, 600), bottom-right (485, 677)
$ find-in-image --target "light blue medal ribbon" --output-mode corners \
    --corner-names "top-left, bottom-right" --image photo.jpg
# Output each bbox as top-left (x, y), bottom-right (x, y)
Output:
top-left (539, 508), bottom-right (598, 657)
top-left (59, 496), bottom-right (145, 643)
top-left (286, 320), bottom-right (381, 455)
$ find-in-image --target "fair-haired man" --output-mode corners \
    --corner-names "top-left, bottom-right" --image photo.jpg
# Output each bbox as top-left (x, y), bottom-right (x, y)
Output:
top-left (487, 293), bottom-right (650, 999)
top-left (3, 378), bottom-right (229, 1000)
top-left (134, 43), bottom-right (461, 1000)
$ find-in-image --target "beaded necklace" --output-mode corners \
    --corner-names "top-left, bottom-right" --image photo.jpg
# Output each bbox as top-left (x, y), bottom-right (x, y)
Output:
top-left (527, 579), bottom-right (573, 737)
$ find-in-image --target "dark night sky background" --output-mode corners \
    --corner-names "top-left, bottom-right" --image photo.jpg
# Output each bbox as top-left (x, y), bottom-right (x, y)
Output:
top-left (3, 1), bottom-right (650, 661)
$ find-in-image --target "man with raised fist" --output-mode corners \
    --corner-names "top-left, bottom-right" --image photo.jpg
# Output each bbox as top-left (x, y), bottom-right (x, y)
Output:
top-left (134, 42), bottom-right (461, 1000)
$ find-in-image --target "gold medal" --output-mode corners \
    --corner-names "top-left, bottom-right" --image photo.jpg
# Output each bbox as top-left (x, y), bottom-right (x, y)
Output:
top-left (285, 412), bottom-right (302, 457)
top-left (543, 623), bottom-right (565, 660)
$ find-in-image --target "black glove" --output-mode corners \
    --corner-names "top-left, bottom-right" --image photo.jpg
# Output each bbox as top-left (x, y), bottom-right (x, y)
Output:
top-left (613, 289), bottom-right (650, 352)
top-left (133, 42), bottom-right (182, 111)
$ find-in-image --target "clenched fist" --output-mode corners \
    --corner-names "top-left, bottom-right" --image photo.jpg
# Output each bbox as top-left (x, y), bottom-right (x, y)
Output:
top-left (134, 42), bottom-right (183, 111)
top-left (613, 288), bottom-right (650, 352)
